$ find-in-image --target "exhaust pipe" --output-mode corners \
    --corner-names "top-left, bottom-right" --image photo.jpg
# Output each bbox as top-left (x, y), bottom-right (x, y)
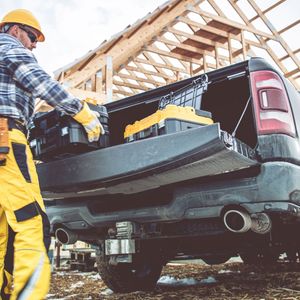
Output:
top-left (223, 210), bottom-right (252, 233)
top-left (251, 213), bottom-right (272, 234)
top-left (223, 210), bottom-right (272, 234)
top-left (55, 228), bottom-right (78, 245)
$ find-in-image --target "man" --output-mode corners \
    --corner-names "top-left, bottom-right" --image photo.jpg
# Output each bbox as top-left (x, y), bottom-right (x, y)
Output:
top-left (0, 9), bottom-right (103, 300)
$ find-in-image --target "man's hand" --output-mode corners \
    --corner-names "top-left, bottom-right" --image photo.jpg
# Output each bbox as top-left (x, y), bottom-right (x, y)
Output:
top-left (73, 102), bottom-right (104, 142)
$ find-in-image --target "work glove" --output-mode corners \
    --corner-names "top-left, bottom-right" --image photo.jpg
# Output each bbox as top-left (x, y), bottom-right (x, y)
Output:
top-left (73, 102), bottom-right (105, 142)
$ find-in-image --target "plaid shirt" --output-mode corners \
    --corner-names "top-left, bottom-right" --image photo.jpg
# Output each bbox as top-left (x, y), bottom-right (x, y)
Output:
top-left (0, 33), bottom-right (82, 127)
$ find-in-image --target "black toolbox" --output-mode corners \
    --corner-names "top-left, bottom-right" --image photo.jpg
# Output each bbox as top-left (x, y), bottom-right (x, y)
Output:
top-left (124, 74), bottom-right (212, 142)
top-left (29, 102), bottom-right (109, 161)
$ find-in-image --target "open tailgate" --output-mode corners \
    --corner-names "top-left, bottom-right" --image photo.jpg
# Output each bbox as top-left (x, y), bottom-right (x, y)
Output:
top-left (37, 123), bottom-right (259, 199)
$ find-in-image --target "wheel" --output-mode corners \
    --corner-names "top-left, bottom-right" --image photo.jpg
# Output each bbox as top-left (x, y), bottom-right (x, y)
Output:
top-left (202, 255), bottom-right (231, 265)
top-left (240, 249), bottom-right (279, 265)
top-left (96, 249), bottom-right (164, 293)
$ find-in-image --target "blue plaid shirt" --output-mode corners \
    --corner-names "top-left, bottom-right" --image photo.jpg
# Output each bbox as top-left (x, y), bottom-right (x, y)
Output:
top-left (0, 33), bottom-right (82, 127)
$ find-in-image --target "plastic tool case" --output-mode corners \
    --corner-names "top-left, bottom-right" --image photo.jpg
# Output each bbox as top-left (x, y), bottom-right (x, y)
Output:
top-left (29, 102), bottom-right (109, 161)
top-left (124, 74), bottom-right (212, 142)
top-left (124, 105), bottom-right (213, 142)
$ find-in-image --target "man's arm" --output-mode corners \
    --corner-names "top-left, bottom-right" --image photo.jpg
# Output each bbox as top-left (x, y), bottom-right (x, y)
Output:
top-left (4, 45), bottom-right (82, 115)
top-left (4, 46), bottom-right (103, 142)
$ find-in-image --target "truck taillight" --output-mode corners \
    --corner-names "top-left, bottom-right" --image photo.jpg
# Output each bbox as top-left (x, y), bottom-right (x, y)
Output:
top-left (250, 70), bottom-right (295, 137)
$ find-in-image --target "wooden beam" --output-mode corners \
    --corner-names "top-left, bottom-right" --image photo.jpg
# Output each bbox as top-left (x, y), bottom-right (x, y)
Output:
top-left (106, 56), bottom-right (113, 102)
top-left (228, 0), bottom-right (289, 75)
top-left (285, 68), bottom-right (300, 78)
top-left (63, 0), bottom-right (193, 88)
top-left (68, 87), bottom-right (105, 103)
top-left (134, 57), bottom-right (185, 73)
top-left (177, 16), bottom-right (233, 39)
top-left (145, 45), bottom-right (203, 65)
top-left (143, 51), bottom-right (185, 80)
top-left (193, 61), bottom-right (216, 74)
top-left (249, 0), bottom-right (287, 22)
top-left (215, 46), bottom-right (220, 68)
top-left (189, 6), bottom-right (276, 40)
top-left (160, 50), bottom-right (190, 74)
top-left (228, 34), bottom-right (233, 64)
top-left (247, 0), bottom-right (300, 68)
top-left (142, 51), bottom-right (180, 78)
top-left (156, 35), bottom-right (230, 63)
top-left (203, 55), bottom-right (207, 72)
top-left (124, 65), bottom-right (171, 80)
top-left (117, 72), bottom-right (161, 86)
top-left (95, 71), bottom-right (103, 94)
top-left (207, 0), bottom-right (225, 17)
top-left (112, 89), bottom-right (135, 97)
top-left (241, 30), bottom-right (247, 60)
top-left (117, 66), bottom-right (153, 90)
top-left (156, 36), bottom-right (206, 55)
top-left (177, 15), bottom-right (258, 53)
top-left (278, 20), bottom-right (300, 35)
top-left (232, 44), bottom-right (251, 58)
top-left (166, 26), bottom-right (226, 49)
top-left (113, 79), bottom-right (150, 91)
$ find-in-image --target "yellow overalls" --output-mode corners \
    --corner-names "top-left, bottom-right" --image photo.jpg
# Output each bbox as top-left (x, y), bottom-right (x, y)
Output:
top-left (0, 122), bottom-right (50, 300)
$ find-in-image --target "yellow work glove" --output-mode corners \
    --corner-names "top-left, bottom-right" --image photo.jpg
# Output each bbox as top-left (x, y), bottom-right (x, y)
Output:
top-left (73, 102), bottom-right (104, 142)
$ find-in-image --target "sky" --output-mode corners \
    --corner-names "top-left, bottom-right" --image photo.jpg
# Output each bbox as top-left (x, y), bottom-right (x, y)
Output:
top-left (1, 0), bottom-right (166, 75)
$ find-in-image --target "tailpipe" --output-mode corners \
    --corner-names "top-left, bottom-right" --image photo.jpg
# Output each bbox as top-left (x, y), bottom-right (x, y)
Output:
top-left (223, 210), bottom-right (272, 234)
top-left (223, 210), bottom-right (252, 233)
top-left (55, 228), bottom-right (78, 245)
top-left (250, 213), bottom-right (272, 234)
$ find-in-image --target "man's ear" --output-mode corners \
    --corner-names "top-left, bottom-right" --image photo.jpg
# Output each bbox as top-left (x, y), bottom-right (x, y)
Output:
top-left (8, 24), bottom-right (19, 38)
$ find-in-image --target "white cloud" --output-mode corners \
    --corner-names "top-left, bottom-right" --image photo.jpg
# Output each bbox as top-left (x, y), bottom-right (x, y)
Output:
top-left (1, 0), bottom-right (166, 74)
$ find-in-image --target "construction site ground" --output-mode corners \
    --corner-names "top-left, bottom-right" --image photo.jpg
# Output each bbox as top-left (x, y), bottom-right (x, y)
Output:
top-left (47, 258), bottom-right (300, 299)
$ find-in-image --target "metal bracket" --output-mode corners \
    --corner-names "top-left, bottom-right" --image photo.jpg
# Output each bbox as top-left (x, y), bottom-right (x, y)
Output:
top-left (105, 239), bottom-right (136, 255)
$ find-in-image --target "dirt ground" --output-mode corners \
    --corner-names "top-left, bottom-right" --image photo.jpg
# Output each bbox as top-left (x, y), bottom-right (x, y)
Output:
top-left (47, 260), bottom-right (300, 300)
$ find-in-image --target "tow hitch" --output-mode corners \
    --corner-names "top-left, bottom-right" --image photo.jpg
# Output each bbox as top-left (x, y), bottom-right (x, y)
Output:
top-left (105, 221), bottom-right (137, 263)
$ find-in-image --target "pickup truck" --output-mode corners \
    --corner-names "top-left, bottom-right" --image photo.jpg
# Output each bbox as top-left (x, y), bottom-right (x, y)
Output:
top-left (36, 57), bottom-right (300, 292)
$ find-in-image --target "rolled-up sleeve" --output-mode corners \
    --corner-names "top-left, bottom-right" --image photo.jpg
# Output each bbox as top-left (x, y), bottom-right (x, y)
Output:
top-left (3, 46), bottom-right (82, 115)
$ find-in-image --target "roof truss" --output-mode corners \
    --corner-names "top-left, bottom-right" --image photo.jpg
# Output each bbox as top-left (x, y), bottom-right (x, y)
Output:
top-left (50, 0), bottom-right (299, 105)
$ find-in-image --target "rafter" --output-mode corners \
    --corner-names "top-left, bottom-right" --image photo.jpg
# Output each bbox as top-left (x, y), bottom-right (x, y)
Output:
top-left (145, 45), bottom-right (204, 65)
top-left (247, 0), bottom-right (300, 67)
top-left (124, 65), bottom-right (171, 81)
top-left (113, 79), bottom-right (149, 91)
top-left (117, 72), bottom-right (161, 87)
top-left (249, 0), bottom-right (287, 22)
top-left (51, 0), bottom-right (299, 107)
top-left (228, 0), bottom-right (299, 87)
top-left (189, 6), bottom-right (276, 40)
top-left (134, 57), bottom-right (185, 73)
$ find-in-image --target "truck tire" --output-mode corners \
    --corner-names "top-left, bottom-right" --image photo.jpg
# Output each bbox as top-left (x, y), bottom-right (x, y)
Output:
top-left (96, 249), bottom-right (164, 293)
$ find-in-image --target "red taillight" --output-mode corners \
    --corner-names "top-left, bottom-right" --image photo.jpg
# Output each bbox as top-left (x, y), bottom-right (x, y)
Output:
top-left (250, 70), bottom-right (295, 137)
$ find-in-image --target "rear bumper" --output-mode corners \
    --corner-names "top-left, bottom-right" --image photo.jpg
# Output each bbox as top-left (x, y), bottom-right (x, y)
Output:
top-left (46, 161), bottom-right (300, 231)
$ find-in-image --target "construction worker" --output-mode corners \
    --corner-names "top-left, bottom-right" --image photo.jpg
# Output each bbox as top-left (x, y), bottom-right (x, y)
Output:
top-left (0, 9), bottom-right (104, 300)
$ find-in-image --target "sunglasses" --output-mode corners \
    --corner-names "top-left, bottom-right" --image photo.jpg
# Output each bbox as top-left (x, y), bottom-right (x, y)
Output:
top-left (19, 25), bottom-right (38, 43)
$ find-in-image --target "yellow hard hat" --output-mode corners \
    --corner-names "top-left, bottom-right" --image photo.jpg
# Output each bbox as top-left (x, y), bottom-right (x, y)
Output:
top-left (0, 9), bottom-right (45, 42)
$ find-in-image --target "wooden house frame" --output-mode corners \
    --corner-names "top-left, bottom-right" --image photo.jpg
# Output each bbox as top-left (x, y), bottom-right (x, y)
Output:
top-left (36, 0), bottom-right (300, 110)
